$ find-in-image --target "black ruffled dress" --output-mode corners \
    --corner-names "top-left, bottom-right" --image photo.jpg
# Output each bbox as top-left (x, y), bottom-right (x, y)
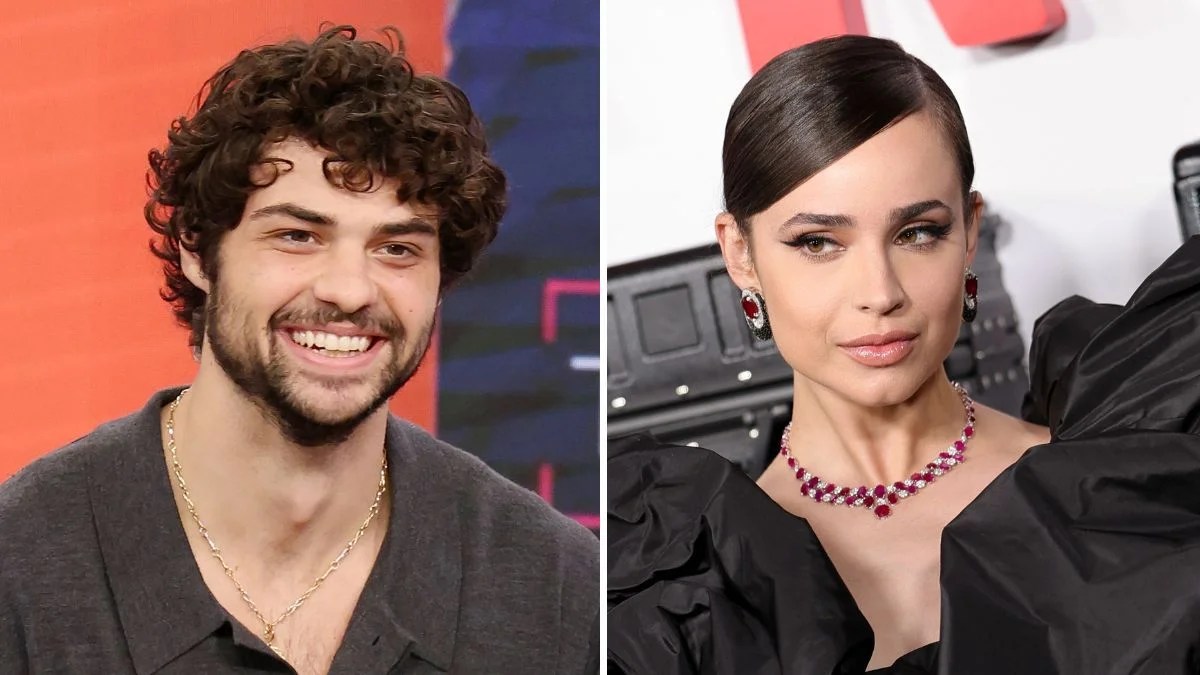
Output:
top-left (608, 237), bottom-right (1200, 674)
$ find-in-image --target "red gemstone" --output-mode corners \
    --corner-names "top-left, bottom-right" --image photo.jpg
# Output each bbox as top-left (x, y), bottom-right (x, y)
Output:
top-left (965, 277), bottom-right (978, 296)
top-left (813, 490), bottom-right (824, 502)
top-left (873, 485), bottom-right (887, 498)
top-left (893, 481), bottom-right (907, 493)
top-left (825, 483), bottom-right (838, 495)
top-left (954, 440), bottom-right (965, 452)
top-left (910, 473), bottom-right (923, 482)
top-left (964, 426), bottom-right (974, 437)
top-left (874, 504), bottom-right (892, 518)
top-left (887, 493), bottom-right (899, 504)
top-left (806, 476), bottom-right (818, 488)
top-left (953, 454), bottom-right (965, 462)
top-left (800, 484), bottom-right (810, 496)
top-left (922, 472), bottom-right (934, 482)
top-left (787, 457), bottom-right (796, 469)
top-left (839, 487), bottom-right (851, 497)
top-left (864, 496), bottom-right (875, 507)
top-left (856, 486), bottom-right (868, 496)
top-left (939, 451), bottom-right (952, 459)
top-left (741, 297), bottom-right (760, 319)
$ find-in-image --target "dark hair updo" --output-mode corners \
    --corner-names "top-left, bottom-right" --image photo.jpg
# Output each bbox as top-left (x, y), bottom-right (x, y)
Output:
top-left (722, 35), bottom-right (973, 229)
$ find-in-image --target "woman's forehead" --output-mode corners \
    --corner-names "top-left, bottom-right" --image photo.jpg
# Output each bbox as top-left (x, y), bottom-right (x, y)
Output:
top-left (756, 113), bottom-right (963, 226)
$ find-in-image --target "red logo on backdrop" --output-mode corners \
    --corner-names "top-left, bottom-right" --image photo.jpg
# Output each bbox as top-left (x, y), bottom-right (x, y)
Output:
top-left (736, 0), bottom-right (1067, 70)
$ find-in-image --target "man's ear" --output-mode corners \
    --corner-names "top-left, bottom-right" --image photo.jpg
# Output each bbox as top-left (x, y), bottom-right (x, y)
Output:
top-left (179, 245), bottom-right (210, 294)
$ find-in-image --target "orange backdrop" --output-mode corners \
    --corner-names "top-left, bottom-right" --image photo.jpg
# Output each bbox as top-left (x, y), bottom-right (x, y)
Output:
top-left (0, 0), bottom-right (444, 480)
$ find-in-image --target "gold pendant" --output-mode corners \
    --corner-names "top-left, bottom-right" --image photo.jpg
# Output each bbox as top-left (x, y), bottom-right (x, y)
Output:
top-left (263, 624), bottom-right (287, 659)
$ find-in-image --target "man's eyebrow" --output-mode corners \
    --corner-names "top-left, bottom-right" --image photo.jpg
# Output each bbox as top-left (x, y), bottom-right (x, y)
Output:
top-left (376, 219), bottom-right (437, 237)
top-left (249, 203), bottom-right (437, 236)
top-left (248, 203), bottom-right (333, 225)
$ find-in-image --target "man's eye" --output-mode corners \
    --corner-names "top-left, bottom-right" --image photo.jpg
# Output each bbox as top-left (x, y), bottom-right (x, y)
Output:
top-left (280, 231), bottom-right (315, 244)
top-left (381, 244), bottom-right (414, 257)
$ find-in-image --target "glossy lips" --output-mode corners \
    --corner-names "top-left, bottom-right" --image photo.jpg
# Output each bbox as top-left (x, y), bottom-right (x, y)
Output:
top-left (838, 330), bottom-right (918, 367)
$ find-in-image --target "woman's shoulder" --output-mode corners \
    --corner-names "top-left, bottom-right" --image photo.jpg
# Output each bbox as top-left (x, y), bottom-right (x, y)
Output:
top-left (970, 403), bottom-right (1050, 466)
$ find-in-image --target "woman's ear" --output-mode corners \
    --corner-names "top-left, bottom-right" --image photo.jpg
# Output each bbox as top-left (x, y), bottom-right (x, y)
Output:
top-left (964, 191), bottom-right (984, 268)
top-left (715, 212), bottom-right (761, 291)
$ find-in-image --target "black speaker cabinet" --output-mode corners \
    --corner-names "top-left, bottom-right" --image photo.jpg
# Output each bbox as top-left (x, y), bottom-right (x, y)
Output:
top-left (1174, 140), bottom-right (1200, 240)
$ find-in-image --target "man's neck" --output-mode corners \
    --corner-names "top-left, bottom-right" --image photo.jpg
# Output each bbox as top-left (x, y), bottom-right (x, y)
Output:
top-left (161, 370), bottom-right (390, 574)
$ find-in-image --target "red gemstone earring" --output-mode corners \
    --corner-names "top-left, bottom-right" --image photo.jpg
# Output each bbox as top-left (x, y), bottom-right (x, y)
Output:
top-left (741, 288), bottom-right (772, 341)
top-left (962, 270), bottom-right (978, 323)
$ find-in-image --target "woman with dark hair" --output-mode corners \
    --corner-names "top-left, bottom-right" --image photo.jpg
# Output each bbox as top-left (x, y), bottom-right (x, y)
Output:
top-left (609, 35), bottom-right (1200, 674)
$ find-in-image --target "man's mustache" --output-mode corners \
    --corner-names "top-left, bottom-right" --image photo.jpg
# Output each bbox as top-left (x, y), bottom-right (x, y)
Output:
top-left (270, 308), bottom-right (403, 341)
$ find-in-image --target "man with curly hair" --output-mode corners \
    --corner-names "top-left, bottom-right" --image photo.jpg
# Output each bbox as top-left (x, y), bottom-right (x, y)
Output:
top-left (0, 26), bottom-right (599, 675)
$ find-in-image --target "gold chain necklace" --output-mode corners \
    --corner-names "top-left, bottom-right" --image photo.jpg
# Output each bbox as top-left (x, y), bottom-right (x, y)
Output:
top-left (165, 389), bottom-right (388, 659)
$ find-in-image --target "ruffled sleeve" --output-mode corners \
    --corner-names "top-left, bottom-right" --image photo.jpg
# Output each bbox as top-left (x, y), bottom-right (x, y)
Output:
top-left (607, 435), bottom-right (873, 674)
top-left (939, 236), bottom-right (1200, 674)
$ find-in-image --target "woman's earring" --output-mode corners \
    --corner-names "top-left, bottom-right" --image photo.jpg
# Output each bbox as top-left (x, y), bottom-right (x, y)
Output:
top-left (741, 288), bottom-right (772, 341)
top-left (962, 270), bottom-right (978, 323)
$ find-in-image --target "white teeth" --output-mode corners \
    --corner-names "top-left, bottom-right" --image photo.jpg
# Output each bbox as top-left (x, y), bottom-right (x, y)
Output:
top-left (288, 330), bottom-right (372, 353)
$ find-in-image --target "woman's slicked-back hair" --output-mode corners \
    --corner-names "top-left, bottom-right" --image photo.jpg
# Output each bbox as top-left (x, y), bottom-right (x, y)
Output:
top-left (722, 35), bottom-right (973, 229)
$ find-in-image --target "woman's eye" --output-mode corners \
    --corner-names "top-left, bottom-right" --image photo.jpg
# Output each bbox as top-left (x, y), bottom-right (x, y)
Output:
top-left (897, 223), bottom-right (952, 246)
top-left (793, 235), bottom-right (837, 255)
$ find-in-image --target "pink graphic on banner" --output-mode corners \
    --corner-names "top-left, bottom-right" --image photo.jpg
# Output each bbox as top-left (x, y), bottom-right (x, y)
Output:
top-left (542, 278), bottom-right (601, 344)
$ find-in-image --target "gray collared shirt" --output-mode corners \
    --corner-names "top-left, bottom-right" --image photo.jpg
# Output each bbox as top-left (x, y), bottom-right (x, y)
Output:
top-left (0, 388), bottom-right (599, 674)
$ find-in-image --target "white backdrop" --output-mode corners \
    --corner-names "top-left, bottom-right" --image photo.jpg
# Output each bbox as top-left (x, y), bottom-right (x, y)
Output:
top-left (605, 0), bottom-right (1200, 350)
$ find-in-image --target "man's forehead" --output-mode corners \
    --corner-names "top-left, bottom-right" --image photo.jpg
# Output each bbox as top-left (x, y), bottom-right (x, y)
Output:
top-left (248, 138), bottom-right (437, 221)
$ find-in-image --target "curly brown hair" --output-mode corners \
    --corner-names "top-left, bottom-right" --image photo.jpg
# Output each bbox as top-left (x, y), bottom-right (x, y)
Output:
top-left (146, 25), bottom-right (506, 350)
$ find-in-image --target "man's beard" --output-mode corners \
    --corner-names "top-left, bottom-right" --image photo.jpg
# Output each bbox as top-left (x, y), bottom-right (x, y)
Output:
top-left (204, 281), bottom-right (433, 447)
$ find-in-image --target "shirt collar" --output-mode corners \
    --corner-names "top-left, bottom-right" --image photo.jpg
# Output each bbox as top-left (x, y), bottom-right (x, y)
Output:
top-left (329, 416), bottom-right (463, 672)
top-left (87, 387), bottom-right (227, 674)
